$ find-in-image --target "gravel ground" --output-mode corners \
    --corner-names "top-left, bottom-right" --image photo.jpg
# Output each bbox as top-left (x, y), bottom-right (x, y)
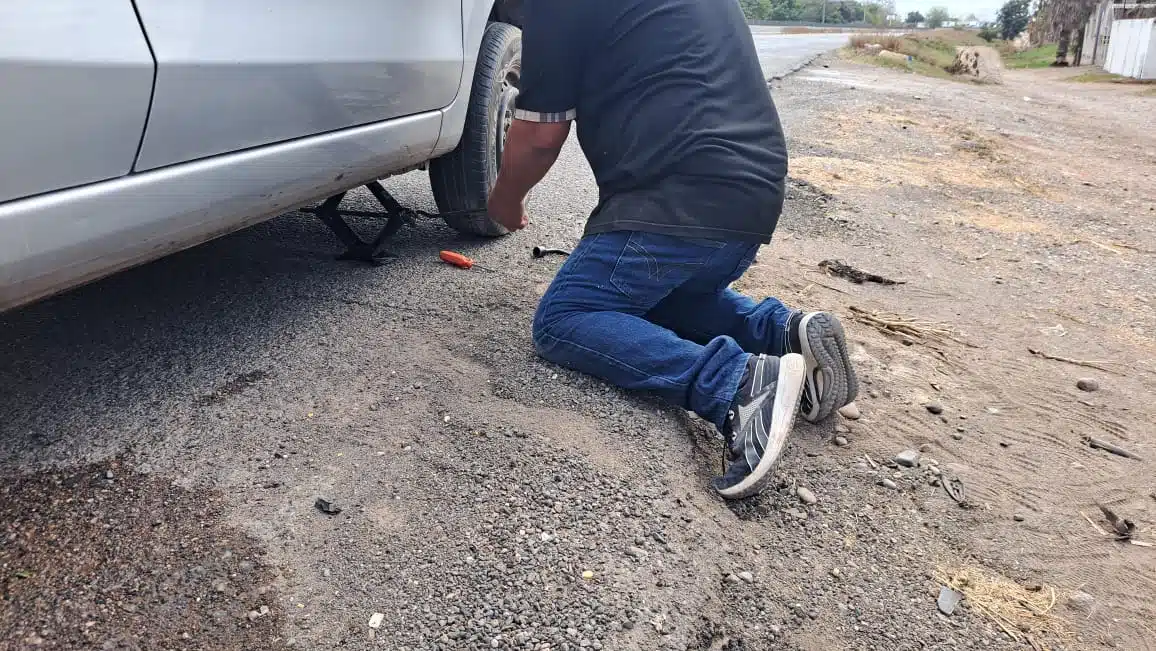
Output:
top-left (3, 59), bottom-right (1151, 650)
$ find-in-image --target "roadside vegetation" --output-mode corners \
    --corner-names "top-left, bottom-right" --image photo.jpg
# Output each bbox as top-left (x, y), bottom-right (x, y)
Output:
top-left (1003, 44), bottom-right (1058, 68)
top-left (844, 30), bottom-right (1056, 79)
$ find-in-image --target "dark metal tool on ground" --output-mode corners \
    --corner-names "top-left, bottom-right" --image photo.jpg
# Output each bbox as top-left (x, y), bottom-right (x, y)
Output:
top-left (532, 246), bottom-right (571, 259)
top-left (819, 259), bottom-right (904, 285)
top-left (302, 182), bottom-right (488, 265)
top-left (440, 250), bottom-right (496, 272)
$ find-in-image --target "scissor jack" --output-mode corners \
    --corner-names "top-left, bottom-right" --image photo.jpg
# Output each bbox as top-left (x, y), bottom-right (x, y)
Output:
top-left (300, 181), bottom-right (418, 266)
top-left (303, 181), bottom-right (489, 266)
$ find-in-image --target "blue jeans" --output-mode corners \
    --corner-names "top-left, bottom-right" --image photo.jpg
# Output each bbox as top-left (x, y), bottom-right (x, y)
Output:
top-left (532, 231), bottom-right (795, 430)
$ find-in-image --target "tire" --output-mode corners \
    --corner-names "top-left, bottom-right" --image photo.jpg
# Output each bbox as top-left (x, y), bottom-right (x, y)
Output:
top-left (430, 22), bottom-right (522, 237)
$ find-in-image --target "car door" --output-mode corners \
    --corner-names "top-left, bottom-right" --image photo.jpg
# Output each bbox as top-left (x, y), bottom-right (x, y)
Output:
top-left (131, 0), bottom-right (465, 171)
top-left (0, 1), bottom-right (154, 203)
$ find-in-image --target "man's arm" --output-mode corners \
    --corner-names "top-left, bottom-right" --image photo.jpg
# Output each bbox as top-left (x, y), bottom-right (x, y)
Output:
top-left (485, 0), bottom-right (584, 232)
top-left (487, 120), bottom-right (571, 231)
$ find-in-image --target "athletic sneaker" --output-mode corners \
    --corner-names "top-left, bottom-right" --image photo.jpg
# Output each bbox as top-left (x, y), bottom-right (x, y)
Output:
top-left (784, 311), bottom-right (858, 423)
top-left (712, 353), bottom-right (806, 500)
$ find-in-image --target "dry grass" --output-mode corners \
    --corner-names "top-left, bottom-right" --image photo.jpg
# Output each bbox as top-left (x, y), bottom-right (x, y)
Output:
top-left (849, 34), bottom-right (907, 51)
top-left (934, 565), bottom-right (1073, 647)
top-left (1067, 71), bottom-right (1156, 85)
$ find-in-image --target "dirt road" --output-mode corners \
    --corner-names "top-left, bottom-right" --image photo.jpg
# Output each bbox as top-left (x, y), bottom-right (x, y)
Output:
top-left (2, 61), bottom-right (1153, 650)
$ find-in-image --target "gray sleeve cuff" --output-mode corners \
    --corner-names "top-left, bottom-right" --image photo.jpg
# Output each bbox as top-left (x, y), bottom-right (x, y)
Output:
top-left (513, 108), bottom-right (577, 123)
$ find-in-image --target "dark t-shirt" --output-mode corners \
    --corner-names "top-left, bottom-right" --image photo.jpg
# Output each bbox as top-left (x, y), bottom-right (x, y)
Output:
top-left (514, 0), bottom-right (788, 243)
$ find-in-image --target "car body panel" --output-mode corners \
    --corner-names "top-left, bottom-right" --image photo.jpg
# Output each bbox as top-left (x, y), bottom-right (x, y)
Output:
top-left (0, 1), bottom-right (154, 203)
top-left (431, 0), bottom-right (505, 159)
top-left (0, 112), bottom-right (442, 312)
top-left (131, 0), bottom-right (465, 171)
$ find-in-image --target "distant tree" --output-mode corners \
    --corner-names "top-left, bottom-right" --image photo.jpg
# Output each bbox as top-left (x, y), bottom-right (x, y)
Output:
top-left (998, 0), bottom-right (1032, 40)
top-left (739, 0), bottom-right (773, 20)
top-left (979, 22), bottom-right (1001, 41)
top-left (926, 6), bottom-right (951, 28)
top-left (964, 12), bottom-right (979, 23)
top-left (905, 10), bottom-right (925, 24)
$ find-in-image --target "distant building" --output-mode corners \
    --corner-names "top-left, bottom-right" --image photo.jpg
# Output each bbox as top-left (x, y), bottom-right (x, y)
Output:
top-left (1081, 0), bottom-right (1156, 66)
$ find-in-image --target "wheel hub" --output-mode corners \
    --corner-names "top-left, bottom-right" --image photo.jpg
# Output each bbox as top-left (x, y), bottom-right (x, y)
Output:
top-left (495, 83), bottom-right (519, 169)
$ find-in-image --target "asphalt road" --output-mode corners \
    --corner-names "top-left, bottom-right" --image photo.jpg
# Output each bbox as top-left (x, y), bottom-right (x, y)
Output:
top-left (750, 28), bottom-right (851, 78)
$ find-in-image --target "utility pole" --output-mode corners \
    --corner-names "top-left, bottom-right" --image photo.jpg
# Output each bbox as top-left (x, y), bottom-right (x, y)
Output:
top-left (822, 0), bottom-right (827, 23)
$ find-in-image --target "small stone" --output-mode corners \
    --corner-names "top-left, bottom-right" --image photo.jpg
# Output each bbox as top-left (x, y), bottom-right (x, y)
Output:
top-left (894, 450), bottom-right (921, 468)
top-left (1076, 378), bottom-right (1099, 392)
top-left (769, 624), bottom-right (782, 637)
top-left (838, 403), bottom-right (861, 420)
top-left (830, 567), bottom-right (841, 578)
top-left (368, 613), bottom-right (384, 628)
top-left (738, 571), bottom-right (755, 584)
top-left (582, 570), bottom-right (594, 580)
top-left (104, 470), bottom-right (115, 480)
top-left (951, 432), bottom-right (964, 441)
top-left (626, 546), bottom-right (648, 559)
top-left (725, 573), bottom-right (741, 584)
top-left (314, 497), bottom-right (342, 515)
top-left (796, 487), bottom-right (818, 505)
top-left (925, 402), bottom-right (944, 415)
top-left (1014, 514), bottom-right (1025, 522)
top-left (247, 610), bottom-right (261, 622)
top-left (880, 478), bottom-right (898, 490)
top-left (835, 424), bottom-right (850, 434)
top-left (919, 443), bottom-right (933, 453)
top-left (937, 587), bottom-right (964, 616)
top-left (1067, 591), bottom-right (1095, 611)
top-left (929, 466), bottom-right (941, 476)
top-left (834, 436), bottom-right (849, 447)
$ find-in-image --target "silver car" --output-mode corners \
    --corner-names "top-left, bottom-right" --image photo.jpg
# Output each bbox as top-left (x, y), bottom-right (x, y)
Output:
top-left (0, 0), bottom-right (525, 312)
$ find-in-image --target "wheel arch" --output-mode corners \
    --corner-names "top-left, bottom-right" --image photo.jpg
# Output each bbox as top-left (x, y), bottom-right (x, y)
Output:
top-left (489, 0), bottom-right (524, 27)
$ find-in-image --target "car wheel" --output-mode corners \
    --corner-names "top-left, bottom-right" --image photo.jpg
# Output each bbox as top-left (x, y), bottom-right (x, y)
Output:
top-left (430, 22), bottom-right (522, 237)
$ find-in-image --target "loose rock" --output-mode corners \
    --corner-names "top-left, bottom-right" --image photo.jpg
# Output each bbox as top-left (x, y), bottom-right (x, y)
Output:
top-left (626, 546), bottom-right (648, 559)
top-left (925, 402), bottom-right (944, 415)
top-left (1014, 514), bottom-right (1025, 522)
top-left (839, 403), bottom-right (862, 420)
top-left (835, 424), bottom-right (850, 434)
top-left (725, 573), bottom-right (741, 585)
top-left (368, 613), bottom-right (385, 629)
top-left (834, 436), bottom-right (849, 447)
top-left (880, 478), bottom-right (898, 490)
top-left (796, 487), bottom-right (818, 505)
top-left (893, 450), bottom-right (921, 468)
top-left (937, 587), bottom-right (964, 615)
top-left (1076, 378), bottom-right (1099, 392)
top-left (738, 571), bottom-right (755, 584)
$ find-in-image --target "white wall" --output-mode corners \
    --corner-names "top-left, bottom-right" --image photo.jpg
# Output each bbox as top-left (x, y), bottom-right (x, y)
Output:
top-left (1105, 18), bottom-right (1156, 79)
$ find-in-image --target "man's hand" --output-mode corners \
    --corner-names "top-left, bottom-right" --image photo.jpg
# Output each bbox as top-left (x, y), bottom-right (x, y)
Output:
top-left (486, 119), bottom-right (570, 233)
top-left (487, 186), bottom-right (529, 232)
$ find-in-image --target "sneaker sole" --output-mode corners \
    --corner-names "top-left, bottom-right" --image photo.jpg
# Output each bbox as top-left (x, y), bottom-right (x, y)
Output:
top-left (799, 312), bottom-right (859, 423)
top-left (716, 353), bottom-right (806, 500)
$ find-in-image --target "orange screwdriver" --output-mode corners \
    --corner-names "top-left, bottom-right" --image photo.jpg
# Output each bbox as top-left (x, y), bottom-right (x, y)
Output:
top-left (439, 250), bottom-right (496, 272)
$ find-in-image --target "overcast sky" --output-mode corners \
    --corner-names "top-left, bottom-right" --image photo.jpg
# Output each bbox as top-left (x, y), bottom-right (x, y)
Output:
top-left (895, 0), bottom-right (1003, 21)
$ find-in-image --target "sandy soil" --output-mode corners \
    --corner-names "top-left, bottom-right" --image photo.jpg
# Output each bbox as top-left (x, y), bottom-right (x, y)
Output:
top-left (748, 61), bottom-right (1156, 648)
